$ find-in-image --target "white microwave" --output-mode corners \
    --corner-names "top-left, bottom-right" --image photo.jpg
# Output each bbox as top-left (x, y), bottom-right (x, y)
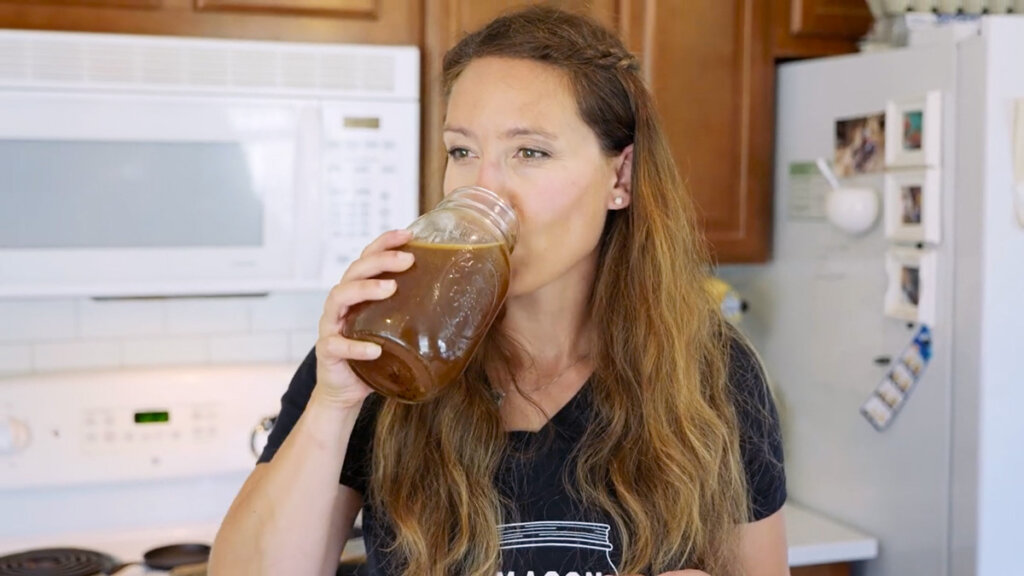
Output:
top-left (0, 30), bottom-right (420, 298)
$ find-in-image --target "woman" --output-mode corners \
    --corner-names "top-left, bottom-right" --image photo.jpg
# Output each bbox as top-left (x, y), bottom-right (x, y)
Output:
top-left (211, 6), bottom-right (788, 576)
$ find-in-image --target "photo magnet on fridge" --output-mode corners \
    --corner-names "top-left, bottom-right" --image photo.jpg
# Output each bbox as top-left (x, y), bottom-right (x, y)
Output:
top-left (884, 247), bottom-right (938, 325)
top-left (834, 112), bottom-right (886, 178)
top-left (885, 91), bottom-right (942, 168)
top-left (861, 325), bottom-right (933, 432)
top-left (884, 169), bottom-right (942, 244)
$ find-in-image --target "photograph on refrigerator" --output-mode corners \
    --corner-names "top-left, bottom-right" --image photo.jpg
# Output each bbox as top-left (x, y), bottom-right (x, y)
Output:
top-left (884, 247), bottom-right (937, 324)
top-left (884, 169), bottom-right (942, 244)
top-left (901, 266), bottom-right (920, 307)
top-left (833, 112), bottom-right (886, 177)
top-left (885, 91), bottom-right (942, 168)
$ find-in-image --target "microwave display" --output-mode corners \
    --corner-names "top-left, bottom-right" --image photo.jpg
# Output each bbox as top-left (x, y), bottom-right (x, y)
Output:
top-left (342, 116), bottom-right (380, 129)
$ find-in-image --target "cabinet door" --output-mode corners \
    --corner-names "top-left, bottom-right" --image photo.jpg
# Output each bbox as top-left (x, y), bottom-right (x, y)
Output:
top-left (789, 0), bottom-right (872, 39)
top-left (774, 0), bottom-right (873, 59)
top-left (0, 0), bottom-right (421, 45)
top-left (421, 0), bottom-right (618, 210)
top-left (624, 0), bottom-right (774, 262)
top-left (0, 0), bottom-right (159, 7)
top-left (194, 0), bottom-right (376, 17)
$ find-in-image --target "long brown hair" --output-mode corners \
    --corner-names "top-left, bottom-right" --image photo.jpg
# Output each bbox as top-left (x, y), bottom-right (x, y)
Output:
top-left (370, 5), bottom-right (749, 575)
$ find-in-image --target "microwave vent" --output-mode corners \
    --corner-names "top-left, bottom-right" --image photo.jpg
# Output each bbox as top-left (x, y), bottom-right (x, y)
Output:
top-left (0, 31), bottom-right (404, 97)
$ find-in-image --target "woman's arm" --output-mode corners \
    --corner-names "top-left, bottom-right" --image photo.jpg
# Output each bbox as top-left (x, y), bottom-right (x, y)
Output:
top-left (209, 395), bottom-right (365, 576)
top-left (737, 508), bottom-right (790, 576)
top-left (210, 229), bottom-right (416, 575)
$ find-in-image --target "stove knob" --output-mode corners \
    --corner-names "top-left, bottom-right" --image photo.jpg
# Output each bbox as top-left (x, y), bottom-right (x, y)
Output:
top-left (0, 416), bottom-right (31, 454)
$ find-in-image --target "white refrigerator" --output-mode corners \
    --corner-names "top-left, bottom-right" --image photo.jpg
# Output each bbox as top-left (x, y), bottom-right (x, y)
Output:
top-left (717, 16), bottom-right (1024, 576)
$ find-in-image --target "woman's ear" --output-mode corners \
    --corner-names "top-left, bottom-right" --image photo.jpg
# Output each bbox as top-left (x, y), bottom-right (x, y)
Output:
top-left (608, 144), bottom-right (633, 210)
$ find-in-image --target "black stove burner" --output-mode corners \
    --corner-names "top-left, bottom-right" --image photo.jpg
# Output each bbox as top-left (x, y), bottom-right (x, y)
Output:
top-left (0, 548), bottom-right (114, 576)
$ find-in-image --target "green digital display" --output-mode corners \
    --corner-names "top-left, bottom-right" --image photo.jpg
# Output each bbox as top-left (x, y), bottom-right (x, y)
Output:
top-left (134, 411), bottom-right (170, 424)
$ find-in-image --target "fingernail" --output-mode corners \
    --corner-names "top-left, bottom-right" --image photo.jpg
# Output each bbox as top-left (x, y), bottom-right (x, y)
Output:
top-left (380, 279), bottom-right (397, 291)
top-left (399, 251), bottom-right (414, 262)
top-left (365, 343), bottom-right (382, 358)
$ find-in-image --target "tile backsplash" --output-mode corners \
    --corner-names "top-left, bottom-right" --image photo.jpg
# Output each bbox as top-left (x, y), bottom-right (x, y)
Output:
top-left (0, 292), bottom-right (326, 377)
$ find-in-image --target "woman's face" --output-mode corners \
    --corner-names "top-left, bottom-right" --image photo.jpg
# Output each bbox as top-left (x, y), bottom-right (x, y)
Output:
top-left (443, 56), bottom-right (630, 297)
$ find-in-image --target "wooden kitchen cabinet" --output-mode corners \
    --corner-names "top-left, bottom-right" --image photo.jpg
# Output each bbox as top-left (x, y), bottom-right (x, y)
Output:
top-left (620, 0), bottom-right (775, 262)
top-left (194, 0), bottom-right (375, 17)
top-left (0, 0), bottom-right (422, 45)
top-left (774, 0), bottom-right (874, 60)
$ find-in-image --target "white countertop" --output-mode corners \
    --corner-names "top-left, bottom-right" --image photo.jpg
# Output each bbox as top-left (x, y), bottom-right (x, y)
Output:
top-left (784, 502), bottom-right (879, 567)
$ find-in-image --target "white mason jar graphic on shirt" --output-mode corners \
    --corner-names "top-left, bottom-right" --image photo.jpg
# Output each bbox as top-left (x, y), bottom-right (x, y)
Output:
top-left (497, 521), bottom-right (618, 576)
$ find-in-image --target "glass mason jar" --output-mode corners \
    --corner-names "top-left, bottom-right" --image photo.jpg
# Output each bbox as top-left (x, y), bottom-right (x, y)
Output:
top-left (343, 186), bottom-right (518, 403)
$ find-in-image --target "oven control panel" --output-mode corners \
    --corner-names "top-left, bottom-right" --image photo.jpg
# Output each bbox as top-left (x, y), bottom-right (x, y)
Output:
top-left (0, 364), bottom-right (294, 490)
top-left (80, 403), bottom-right (222, 449)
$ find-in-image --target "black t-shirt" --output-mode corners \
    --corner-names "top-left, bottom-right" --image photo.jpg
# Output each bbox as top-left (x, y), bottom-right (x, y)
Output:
top-left (259, 336), bottom-right (786, 575)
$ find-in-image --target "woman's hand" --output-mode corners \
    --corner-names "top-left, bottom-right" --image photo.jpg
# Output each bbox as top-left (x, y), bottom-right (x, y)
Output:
top-left (313, 228), bottom-right (415, 408)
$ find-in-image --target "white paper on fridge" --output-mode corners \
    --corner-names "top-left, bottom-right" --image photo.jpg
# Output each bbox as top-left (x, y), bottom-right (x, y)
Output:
top-left (787, 161), bottom-right (829, 220)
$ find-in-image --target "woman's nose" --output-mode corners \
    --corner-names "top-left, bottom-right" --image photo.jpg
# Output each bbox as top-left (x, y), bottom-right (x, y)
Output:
top-left (471, 157), bottom-right (506, 195)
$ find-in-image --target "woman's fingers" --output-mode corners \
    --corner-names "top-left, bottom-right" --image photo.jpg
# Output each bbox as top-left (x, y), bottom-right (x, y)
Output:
top-left (309, 228), bottom-right (417, 398)
top-left (340, 248), bottom-right (415, 283)
top-left (316, 334), bottom-right (382, 364)
top-left (313, 335), bottom-right (375, 406)
top-left (319, 278), bottom-right (398, 335)
top-left (321, 231), bottom-right (416, 333)
top-left (356, 228), bottom-right (413, 262)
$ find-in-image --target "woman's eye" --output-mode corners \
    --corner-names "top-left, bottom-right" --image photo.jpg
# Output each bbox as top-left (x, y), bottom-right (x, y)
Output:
top-left (447, 147), bottom-right (472, 160)
top-left (517, 148), bottom-right (550, 160)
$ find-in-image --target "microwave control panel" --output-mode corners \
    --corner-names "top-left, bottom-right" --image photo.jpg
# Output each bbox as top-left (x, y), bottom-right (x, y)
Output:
top-left (319, 101), bottom-right (420, 283)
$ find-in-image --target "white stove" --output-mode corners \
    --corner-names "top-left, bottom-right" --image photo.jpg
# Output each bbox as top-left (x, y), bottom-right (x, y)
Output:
top-left (0, 364), bottom-right (297, 575)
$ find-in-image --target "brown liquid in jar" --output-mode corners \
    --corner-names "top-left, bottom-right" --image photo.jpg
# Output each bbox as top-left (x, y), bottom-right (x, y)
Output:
top-left (345, 240), bottom-right (510, 403)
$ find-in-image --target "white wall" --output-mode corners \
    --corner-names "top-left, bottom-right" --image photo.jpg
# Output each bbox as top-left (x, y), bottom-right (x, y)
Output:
top-left (0, 292), bottom-right (325, 376)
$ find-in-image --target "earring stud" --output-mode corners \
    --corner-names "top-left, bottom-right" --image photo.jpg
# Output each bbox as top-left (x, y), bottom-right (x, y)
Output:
top-left (613, 196), bottom-right (624, 206)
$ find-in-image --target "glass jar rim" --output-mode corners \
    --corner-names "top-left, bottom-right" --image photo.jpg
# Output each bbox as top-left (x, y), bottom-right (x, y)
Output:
top-left (442, 186), bottom-right (519, 249)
